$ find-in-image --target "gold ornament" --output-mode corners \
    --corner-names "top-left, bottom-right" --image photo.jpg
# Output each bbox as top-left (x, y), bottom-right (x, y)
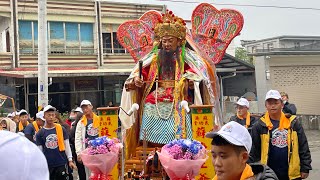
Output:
top-left (154, 10), bottom-right (187, 43)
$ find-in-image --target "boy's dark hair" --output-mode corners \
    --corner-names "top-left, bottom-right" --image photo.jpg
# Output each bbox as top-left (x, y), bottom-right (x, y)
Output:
top-left (211, 135), bottom-right (247, 155)
top-left (19, 112), bottom-right (28, 117)
top-left (45, 109), bottom-right (55, 113)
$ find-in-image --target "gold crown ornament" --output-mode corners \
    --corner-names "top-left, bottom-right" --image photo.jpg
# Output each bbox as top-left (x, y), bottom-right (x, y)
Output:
top-left (153, 10), bottom-right (187, 45)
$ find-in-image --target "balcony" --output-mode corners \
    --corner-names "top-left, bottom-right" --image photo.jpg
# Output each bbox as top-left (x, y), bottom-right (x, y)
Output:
top-left (18, 48), bottom-right (98, 68)
top-left (103, 48), bottom-right (129, 55)
top-left (19, 48), bottom-right (97, 55)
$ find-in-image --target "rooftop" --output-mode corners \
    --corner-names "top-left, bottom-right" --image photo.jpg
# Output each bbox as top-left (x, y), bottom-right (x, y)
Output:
top-left (241, 35), bottom-right (320, 46)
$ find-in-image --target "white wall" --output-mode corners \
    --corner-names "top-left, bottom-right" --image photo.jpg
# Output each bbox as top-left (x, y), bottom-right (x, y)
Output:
top-left (0, 17), bottom-right (11, 53)
top-left (255, 56), bottom-right (272, 113)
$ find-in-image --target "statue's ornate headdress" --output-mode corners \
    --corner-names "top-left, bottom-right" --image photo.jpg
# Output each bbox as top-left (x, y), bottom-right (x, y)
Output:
top-left (154, 10), bottom-right (187, 44)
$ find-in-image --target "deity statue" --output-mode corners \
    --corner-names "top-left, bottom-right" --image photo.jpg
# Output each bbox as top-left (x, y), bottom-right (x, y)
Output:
top-left (117, 4), bottom-right (244, 157)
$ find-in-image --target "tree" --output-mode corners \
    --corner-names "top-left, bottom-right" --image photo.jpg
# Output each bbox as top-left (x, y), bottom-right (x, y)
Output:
top-left (235, 47), bottom-right (253, 64)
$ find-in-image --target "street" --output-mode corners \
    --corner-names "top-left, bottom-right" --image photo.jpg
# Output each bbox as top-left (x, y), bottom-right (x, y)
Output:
top-left (305, 130), bottom-right (320, 179)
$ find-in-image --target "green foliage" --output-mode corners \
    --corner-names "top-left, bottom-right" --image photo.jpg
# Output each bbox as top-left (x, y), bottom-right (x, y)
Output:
top-left (0, 107), bottom-right (4, 117)
top-left (235, 47), bottom-right (253, 65)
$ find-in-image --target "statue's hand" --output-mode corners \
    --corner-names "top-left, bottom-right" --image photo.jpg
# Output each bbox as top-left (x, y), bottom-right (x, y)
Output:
top-left (134, 77), bottom-right (144, 88)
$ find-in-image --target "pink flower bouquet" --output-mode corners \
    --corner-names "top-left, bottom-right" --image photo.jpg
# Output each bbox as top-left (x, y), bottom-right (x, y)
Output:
top-left (81, 136), bottom-right (123, 180)
top-left (157, 139), bottom-right (208, 180)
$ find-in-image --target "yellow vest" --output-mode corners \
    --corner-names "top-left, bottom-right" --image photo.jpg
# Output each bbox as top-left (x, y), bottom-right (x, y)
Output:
top-left (260, 115), bottom-right (301, 180)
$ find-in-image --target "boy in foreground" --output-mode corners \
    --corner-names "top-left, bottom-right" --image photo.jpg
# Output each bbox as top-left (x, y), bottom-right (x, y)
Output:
top-left (206, 121), bottom-right (278, 180)
top-left (36, 105), bottom-right (76, 180)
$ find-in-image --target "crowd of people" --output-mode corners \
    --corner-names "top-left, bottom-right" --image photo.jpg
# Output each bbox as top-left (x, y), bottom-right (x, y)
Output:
top-left (211, 90), bottom-right (312, 180)
top-left (0, 90), bottom-right (313, 180)
top-left (0, 99), bottom-right (100, 180)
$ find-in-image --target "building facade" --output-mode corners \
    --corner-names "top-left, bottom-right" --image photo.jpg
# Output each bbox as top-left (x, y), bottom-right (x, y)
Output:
top-left (0, 0), bottom-right (255, 119)
top-left (242, 36), bottom-right (320, 117)
top-left (0, 0), bottom-right (165, 116)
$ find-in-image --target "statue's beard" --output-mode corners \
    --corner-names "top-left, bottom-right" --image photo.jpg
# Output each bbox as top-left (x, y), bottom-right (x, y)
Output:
top-left (159, 49), bottom-right (179, 75)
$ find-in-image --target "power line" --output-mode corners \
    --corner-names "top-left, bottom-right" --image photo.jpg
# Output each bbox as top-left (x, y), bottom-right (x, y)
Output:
top-left (155, 0), bottom-right (320, 11)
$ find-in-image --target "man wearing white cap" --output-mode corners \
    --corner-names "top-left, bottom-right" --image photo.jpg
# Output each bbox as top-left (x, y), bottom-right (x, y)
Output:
top-left (24, 111), bottom-right (45, 143)
top-left (17, 109), bottom-right (29, 133)
top-left (75, 100), bottom-right (100, 179)
top-left (250, 90), bottom-right (312, 180)
top-left (0, 131), bottom-right (49, 180)
top-left (230, 97), bottom-right (257, 131)
top-left (36, 105), bottom-right (77, 180)
top-left (206, 121), bottom-right (278, 180)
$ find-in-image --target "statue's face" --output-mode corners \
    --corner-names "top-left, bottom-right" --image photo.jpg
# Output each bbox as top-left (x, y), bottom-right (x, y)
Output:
top-left (161, 36), bottom-right (181, 52)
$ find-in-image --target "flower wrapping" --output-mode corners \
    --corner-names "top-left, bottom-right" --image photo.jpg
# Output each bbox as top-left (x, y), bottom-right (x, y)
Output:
top-left (80, 136), bottom-right (123, 179)
top-left (157, 139), bottom-right (208, 179)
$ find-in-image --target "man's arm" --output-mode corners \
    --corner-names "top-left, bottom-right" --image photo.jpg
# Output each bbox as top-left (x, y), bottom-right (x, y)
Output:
top-left (24, 125), bottom-right (34, 142)
top-left (36, 130), bottom-right (43, 152)
top-left (288, 103), bottom-right (297, 115)
top-left (294, 120), bottom-right (312, 173)
top-left (64, 139), bottom-right (73, 161)
top-left (248, 123), bottom-right (261, 163)
top-left (283, 103), bottom-right (297, 115)
top-left (74, 121), bottom-right (83, 156)
top-left (64, 139), bottom-right (77, 169)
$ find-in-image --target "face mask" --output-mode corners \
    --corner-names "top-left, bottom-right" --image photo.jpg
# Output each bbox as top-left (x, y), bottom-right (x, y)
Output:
top-left (283, 100), bottom-right (287, 104)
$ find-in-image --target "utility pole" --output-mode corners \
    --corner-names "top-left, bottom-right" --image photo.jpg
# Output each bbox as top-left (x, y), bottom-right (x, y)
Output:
top-left (38, 0), bottom-right (48, 110)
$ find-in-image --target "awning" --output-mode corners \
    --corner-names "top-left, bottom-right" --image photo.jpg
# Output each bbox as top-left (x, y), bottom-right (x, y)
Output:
top-left (0, 53), bottom-right (254, 78)
top-left (0, 68), bottom-right (133, 78)
top-left (216, 53), bottom-right (255, 73)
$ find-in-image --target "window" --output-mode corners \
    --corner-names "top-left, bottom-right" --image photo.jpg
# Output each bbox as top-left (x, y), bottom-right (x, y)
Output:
top-left (103, 33), bottom-right (112, 53)
top-left (49, 22), bottom-right (64, 53)
top-left (33, 22), bottom-right (38, 50)
top-left (66, 22), bottom-right (79, 54)
top-left (6, 31), bottom-right (10, 52)
top-left (102, 24), bottom-right (126, 54)
top-left (18, 21), bottom-right (33, 54)
top-left (18, 20), bottom-right (94, 55)
top-left (80, 23), bottom-right (94, 54)
top-left (112, 32), bottom-right (125, 53)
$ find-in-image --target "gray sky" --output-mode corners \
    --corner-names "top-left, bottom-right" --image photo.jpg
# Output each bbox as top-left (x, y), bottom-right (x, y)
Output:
top-left (110, 0), bottom-right (320, 46)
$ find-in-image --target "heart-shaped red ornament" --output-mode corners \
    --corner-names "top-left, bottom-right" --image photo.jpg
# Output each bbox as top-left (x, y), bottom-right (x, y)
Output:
top-left (117, 11), bottom-right (161, 62)
top-left (191, 3), bottom-right (244, 64)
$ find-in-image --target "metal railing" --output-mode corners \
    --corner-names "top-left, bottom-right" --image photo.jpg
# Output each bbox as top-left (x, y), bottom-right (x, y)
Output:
top-left (19, 48), bottom-right (97, 55)
top-left (253, 47), bottom-right (320, 53)
top-left (103, 48), bottom-right (128, 54)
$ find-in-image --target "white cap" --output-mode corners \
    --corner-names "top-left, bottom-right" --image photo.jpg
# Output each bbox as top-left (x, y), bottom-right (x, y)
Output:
top-left (36, 111), bottom-right (45, 121)
top-left (11, 111), bottom-right (18, 116)
top-left (80, 100), bottom-right (92, 107)
top-left (18, 109), bottom-right (28, 116)
top-left (7, 113), bottom-right (13, 118)
top-left (236, 98), bottom-right (249, 108)
top-left (43, 105), bottom-right (56, 113)
top-left (265, 90), bottom-right (281, 100)
top-left (206, 121), bottom-right (252, 152)
top-left (0, 131), bottom-right (49, 180)
top-left (74, 107), bottom-right (83, 113)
